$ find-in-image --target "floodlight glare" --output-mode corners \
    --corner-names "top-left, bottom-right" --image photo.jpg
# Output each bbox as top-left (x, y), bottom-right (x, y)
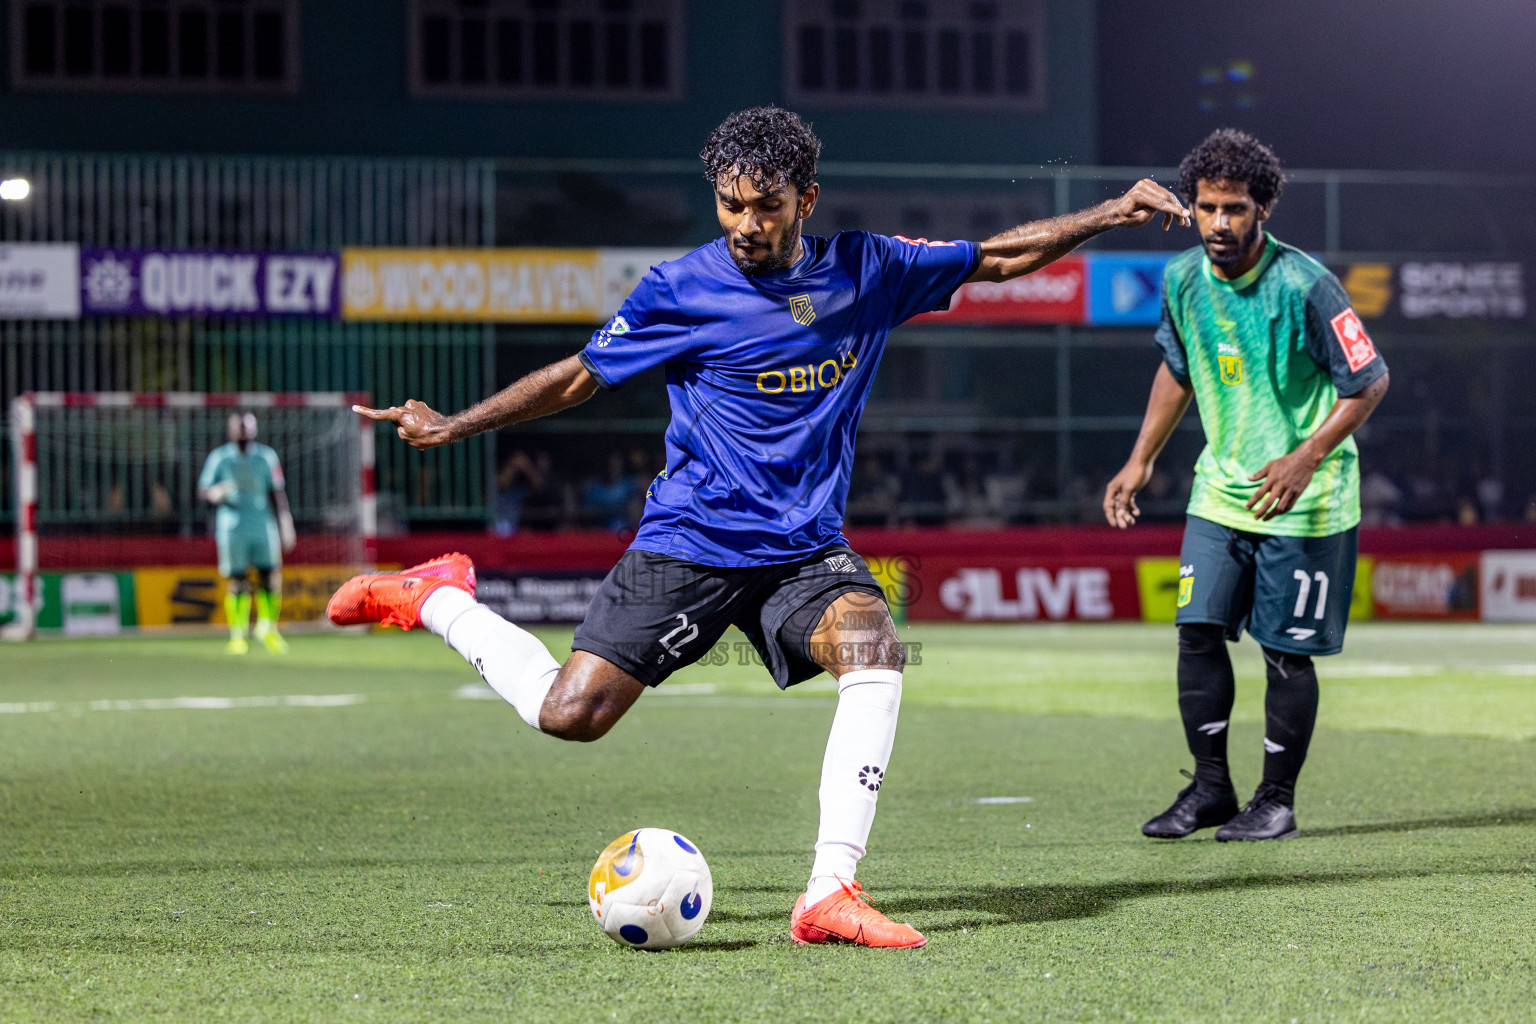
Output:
top-left (0, 179), bottom-right (32, 201)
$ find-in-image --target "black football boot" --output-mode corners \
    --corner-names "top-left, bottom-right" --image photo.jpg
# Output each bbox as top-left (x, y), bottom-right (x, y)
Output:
top-left (1214, 782), bottom-right (1299, 841)
top-left (1142, 770), bottom-right (1240, 839)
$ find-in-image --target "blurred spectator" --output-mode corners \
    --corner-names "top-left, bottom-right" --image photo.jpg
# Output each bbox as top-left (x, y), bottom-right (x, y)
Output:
top-left (627, 448), bottom-right (661, 522)
top-left (582, 452), bottom-right (638, 532)
top-left (898, 453), bottom-right (947, 526)
top-left (493, 449), bottom-right (553, 536)
top-left (945, 455), bottom-right (1002, 527)
top-left (846, 455), bottom-right (900, 527)
top-left (1360, 468), bottom-right (1404, 526)
top-left (1476, 471), bottom-right (1505, 523)
top-left (984, 463), bottom-right (1030, 522)
top-left (1455, 496), bottom-right (1480, 526)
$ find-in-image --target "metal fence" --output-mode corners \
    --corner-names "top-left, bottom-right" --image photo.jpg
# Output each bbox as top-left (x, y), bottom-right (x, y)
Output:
top-left (2, 152), bottom-right (1533, 528)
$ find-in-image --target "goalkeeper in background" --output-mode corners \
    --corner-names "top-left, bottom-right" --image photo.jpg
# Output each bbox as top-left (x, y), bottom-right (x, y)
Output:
top-left (198, 412), bottom-right (296, 654)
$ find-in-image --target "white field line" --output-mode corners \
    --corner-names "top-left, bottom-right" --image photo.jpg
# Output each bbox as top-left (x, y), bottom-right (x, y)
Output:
top-left (453, 682), bottom-right (829, 709)
top-left (973, 796), bottom-right (1036, 805)
top-left (1328, 662), bottom-right (1536, 678)
top-left (0, 694), bottom-right (364, 714)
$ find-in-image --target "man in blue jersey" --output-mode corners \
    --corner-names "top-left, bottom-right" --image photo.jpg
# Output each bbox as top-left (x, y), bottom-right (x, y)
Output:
top-left (329, 107), bottom-right (1189, 947)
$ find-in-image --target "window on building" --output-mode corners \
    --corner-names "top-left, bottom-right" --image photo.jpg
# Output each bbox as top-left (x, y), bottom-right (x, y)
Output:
top-left (11, 0), bottom-right (298, 93)
top-left (410, 0), bottom-right (684, 101)
top-left (784, 0), bottom-right (1045, 112)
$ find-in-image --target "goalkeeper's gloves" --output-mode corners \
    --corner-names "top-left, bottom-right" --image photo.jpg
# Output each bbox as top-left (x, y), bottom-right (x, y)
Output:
top-left (278, 512), bottom-right (297, 554)
top-left (204, 481), bottom-right (237, 506)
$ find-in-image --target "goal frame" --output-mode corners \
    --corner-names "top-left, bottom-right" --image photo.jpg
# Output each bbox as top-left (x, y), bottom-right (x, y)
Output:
top-left (4, 391), bottom-right (377, 640)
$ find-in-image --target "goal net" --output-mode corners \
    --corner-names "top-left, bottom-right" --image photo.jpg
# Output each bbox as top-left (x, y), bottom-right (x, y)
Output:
top-left (4, 392), bottom-right (376, 639)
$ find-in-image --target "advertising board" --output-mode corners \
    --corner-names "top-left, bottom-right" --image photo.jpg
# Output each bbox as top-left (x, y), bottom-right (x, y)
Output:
top-left (905, 555), bottom-right (1141, 622)
top-left (1370, 554), bottom-right (1479, 619)
top-left (1085, 253), bottom-right (1171, 327)
top-left (912, 256), bottom-right (1086, 325)
top-left (0, 243), bottom-right (81, 318)
top-left (79, 248), bottom-right (339, 317)
top-left (132, 565), bottom-right (367, 627)
top-left (341, 248), bottom-right (604, 323)
top-left (1479, 551), bottom-right (1536, 622)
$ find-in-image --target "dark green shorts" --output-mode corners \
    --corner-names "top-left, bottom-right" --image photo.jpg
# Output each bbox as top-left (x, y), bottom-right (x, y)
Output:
top-left (1174, 515), bottom-right (1358, 656)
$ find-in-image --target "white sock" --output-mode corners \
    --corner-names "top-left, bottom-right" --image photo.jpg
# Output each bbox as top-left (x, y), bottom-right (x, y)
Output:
top-left (805, 668), bottom-right (902, 905)
top-left (420, 586), bottom-right (561, 731)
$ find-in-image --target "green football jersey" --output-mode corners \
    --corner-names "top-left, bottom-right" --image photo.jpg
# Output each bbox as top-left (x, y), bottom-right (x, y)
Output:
top-left (1155, 233), bottom-right (1387, 538)
top-left (197, 441), bottom-right (284, 534)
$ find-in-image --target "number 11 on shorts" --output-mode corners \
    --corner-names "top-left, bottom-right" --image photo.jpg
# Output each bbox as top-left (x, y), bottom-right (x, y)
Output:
top-left (1292, 570), bottom-right (1329, 620)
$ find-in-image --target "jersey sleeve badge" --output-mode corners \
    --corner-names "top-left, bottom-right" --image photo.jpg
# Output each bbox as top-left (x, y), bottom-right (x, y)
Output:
top-left (1329, 308), bottom-right (1380, 373)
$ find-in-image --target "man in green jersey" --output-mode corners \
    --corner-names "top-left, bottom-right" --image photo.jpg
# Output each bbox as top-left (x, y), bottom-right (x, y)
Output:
top-left (198, 413), bottom-right (297, 655)
top-left (1104, 129), bottom-right (1390, 841)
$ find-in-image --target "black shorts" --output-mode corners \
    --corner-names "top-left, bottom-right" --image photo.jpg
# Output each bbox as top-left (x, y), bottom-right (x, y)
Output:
top-left (1175, 515), bottom-right (1358, 656)
top-left (571, 545), bottom-right (888, 689)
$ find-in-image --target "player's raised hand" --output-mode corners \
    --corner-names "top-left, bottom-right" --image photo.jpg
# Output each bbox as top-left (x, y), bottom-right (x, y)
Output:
top-left (354, 399), bottom-right (454, 450)
top-left (1103, 460), bottom-right (1152, 529)
top-left (1107, 179), bottom-right (1191, 231)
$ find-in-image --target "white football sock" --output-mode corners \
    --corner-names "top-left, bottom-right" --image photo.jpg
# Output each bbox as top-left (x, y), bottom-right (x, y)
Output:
top-left (420, 586), bottom-right (560, 731)
top-left (806, 668), bottom-right (902, 905)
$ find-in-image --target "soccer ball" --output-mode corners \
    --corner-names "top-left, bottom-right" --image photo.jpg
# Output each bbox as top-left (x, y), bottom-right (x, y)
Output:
top-left (588, 828), bottom-right (713, 950)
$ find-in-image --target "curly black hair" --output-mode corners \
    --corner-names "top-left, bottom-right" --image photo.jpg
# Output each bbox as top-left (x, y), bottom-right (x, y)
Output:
top-left (700, 106), bottom-right (821, 196)
top-left (1177, 128), bottom-right (1285, 208)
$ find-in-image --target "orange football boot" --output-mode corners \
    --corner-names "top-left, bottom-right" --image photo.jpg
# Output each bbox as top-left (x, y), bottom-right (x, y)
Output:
top-left (790, 880), bottom-right (927, 949)
top-left (326, 552), bottom-right (476, 630)
top-left (399, 552), bottom-right (477, 594)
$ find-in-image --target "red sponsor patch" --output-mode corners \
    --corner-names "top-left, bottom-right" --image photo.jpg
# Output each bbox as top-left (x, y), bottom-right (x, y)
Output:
top-left (1330, 308), bottom-right (1379, 373)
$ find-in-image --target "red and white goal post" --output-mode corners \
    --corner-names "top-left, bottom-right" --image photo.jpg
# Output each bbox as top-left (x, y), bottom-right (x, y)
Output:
top-left (4, 392), bottom-right (376, 640)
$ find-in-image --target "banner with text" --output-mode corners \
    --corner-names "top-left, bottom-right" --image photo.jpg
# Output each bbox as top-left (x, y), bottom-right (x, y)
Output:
top-left (80, 248), bottom-right (339, 317)
top-left (1336, 260), bottom-right (1527, 322)
top-left (342, 248), bottom-right (604, 323)
top-left (1480, 550), bottom-right (1536, 622)
top-left (0, 243), bottom-right (81, 318)
top-left (906, 555), bottom-right (1142, 622)
top-left (913, 256), bottom-right (1086, 325)
top-left (132, 564), bottom-right (366, 627)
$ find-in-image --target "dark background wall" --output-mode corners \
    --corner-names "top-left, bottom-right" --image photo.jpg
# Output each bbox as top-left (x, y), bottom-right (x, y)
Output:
top-left (1097, 0), bottom-right (1536, 172)
top-left (0, 0), bottom-right (1097, 164)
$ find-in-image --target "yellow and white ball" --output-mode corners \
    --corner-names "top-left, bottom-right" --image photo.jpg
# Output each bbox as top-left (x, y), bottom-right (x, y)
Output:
top-left (588, 828), bottom-right (713, 950)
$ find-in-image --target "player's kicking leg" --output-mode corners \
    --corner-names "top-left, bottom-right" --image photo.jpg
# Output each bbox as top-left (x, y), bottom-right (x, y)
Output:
top-left (325, 553), bottom-right (643, 737)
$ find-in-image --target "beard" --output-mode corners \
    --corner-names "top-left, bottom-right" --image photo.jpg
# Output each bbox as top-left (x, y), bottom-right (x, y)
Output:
top-left (1203, 218), bottom-right (1262, 269)
top-left (729, 223), bottom-right (801, 276)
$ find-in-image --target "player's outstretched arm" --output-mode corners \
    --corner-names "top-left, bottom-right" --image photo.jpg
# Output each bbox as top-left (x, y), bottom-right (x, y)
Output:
top-left (969, 179), bottom-right (1190, 283)
top-left (1104, 362), bottom-right (1194, 529)
top-left (355, 354), bottom-right (598, 450)
top-left (1247, 372), bottom-right (1391, 521)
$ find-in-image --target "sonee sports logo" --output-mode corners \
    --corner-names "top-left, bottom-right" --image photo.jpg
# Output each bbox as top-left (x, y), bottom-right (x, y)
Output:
top-left (825, 553), bottom-right (857, 573)
top-left (858, 765), bottom-right (884, 791)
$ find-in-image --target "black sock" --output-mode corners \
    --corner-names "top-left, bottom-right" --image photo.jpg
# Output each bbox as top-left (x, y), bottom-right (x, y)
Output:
top-left (1259, 647), bottom-right (1319, 805)
top-left (1177, 623), bottom-right (1235, 790)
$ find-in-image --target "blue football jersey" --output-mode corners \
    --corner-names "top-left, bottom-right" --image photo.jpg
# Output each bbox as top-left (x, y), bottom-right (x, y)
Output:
top-left (578, 231), bottom-right (979, 566)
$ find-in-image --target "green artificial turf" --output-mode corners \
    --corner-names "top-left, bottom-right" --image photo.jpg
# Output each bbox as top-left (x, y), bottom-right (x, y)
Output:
top-left (1, 624), bottom-right (1533, 1022)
